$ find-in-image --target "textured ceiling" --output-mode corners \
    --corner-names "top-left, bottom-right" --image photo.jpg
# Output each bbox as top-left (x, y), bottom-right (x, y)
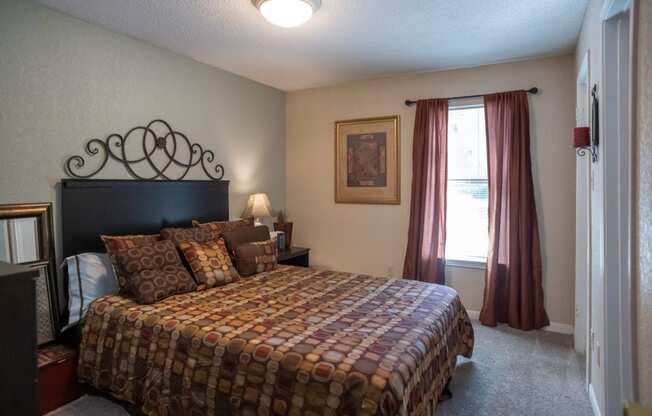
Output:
top-left (33, 0), bottom-right (589, 91)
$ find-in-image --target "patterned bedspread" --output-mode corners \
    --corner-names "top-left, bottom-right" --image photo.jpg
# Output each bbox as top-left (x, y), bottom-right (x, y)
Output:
top-left (78, 265), bottom-right (474, 416)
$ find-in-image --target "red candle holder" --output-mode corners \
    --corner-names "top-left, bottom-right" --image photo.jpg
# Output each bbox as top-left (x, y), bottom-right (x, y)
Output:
top-left (573, 127), bottom-right (590, 148)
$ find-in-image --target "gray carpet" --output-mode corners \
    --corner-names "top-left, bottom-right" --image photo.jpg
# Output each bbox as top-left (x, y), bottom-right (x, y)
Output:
top-left (46, 395), bottom-right (129, 416)
top-left (437, 322), bottom-right (593, 416)
top-left (48, 321), bottom-right (593, 416)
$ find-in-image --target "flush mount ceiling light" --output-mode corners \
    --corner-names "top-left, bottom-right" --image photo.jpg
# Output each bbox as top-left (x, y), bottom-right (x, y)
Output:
top-left (252, 0), bottom-right (321, 28)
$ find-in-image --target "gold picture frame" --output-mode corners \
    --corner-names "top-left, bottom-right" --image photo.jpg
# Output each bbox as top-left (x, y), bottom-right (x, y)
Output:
top-left (335, 115), bottom-right (400, 204)
top-left (0, 203), bottom-right (59, 344)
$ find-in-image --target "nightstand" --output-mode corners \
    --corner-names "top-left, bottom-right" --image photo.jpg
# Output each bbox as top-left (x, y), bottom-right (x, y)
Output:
top-left (38, 344), bottom-right (83, 415)
top-left (278, 247), bottom-right (310, 267)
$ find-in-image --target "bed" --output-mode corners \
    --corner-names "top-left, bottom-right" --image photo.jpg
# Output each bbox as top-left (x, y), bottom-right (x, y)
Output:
top-left (59, 179), bottom-right (474, 416)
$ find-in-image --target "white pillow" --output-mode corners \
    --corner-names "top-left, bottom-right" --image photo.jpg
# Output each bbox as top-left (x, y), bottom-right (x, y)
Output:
top-left (64, 253), bottom-right (118, 329)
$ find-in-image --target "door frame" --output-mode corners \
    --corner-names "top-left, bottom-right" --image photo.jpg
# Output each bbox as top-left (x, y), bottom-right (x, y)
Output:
top-left (575, 50), bottom-right (591, 361)
top-left (600, 0), bottom-right (635, 413)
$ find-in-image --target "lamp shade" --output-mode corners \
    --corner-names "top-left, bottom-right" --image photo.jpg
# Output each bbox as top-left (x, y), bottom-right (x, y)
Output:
top-left (243, 193), bottom-right (272, 218)
top-left (573, 127), bottom-right (590, 148)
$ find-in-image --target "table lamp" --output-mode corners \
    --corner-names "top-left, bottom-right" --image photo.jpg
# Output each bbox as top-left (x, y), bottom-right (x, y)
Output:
top-left (243, 193), bottom-right (272, 226)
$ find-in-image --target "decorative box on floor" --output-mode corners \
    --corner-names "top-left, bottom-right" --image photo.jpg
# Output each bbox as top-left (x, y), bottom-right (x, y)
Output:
top-left (38, 345), bottom-right (83, 415)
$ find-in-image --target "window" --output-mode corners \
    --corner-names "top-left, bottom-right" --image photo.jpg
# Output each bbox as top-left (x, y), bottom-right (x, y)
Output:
top-left (446, 103), bottom-right (488, 264)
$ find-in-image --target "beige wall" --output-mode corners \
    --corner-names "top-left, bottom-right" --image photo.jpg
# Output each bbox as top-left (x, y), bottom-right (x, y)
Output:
top-left (287, 55), bottom-right (576, 326)
top-left (0, 0), bottom-right (286, 248)
top-left (634, 0), bottom-right (652, 406)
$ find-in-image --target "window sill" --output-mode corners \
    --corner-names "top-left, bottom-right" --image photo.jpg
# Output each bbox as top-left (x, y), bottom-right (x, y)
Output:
top-left (445, 259), bottom-right (487, 270)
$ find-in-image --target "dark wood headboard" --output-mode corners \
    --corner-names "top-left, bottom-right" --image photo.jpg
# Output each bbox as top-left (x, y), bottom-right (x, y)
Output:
top-left (58, 179), bottom-right (230, 341)
top-left (60, 179), bottom-right (230, 258)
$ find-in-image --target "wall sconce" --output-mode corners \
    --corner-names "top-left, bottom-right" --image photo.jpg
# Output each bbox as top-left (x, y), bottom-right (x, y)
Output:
top-left (574, 127), bottom-right (595, 161)
top-left (576, 85), bottom-right (599, 163)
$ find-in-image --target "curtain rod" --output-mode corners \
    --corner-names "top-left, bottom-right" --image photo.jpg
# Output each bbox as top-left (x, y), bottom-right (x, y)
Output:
top-left (404, 87), bottom-right (539, 107)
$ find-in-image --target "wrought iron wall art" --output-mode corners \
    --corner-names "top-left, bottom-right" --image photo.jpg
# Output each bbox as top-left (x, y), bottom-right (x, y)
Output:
top-left (65, 119), bottom-right (225, 180)
top-left (577, 84), bottom-right (599, 163)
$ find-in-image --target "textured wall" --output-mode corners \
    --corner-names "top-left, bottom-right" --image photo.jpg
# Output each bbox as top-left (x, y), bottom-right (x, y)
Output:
top-left (635, 0), bottom-right (652, 406)
top-left (286, 55), bottom-right (576, 326)
top-left (0, 0), bottom-right (286, 258)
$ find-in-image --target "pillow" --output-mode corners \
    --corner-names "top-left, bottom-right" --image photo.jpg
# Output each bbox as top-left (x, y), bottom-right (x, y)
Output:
top-left (113, 240), bottom-right (196, 304)
top-left (101, 233), bottom-right (160, 293)
top-left (221, 225), bottom-right (270, 257)
top-left (192, 217), bottom-right (254, 237)
top-left (178, 239), bottom-right (240, 290)
top-left (63, 253), bottom-right (119, 329)
top-left (233, 239), bottom-right (278, 276)
top-left (160, 227), bottom-right (216, 246)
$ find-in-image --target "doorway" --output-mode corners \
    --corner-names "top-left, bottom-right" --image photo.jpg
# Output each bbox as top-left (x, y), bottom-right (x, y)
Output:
top-left (600, 0), bottom-right (635, 414)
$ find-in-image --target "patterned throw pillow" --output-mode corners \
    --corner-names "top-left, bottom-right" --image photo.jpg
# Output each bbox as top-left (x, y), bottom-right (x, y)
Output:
top-left (191, 217), bottom-right (254, 237)
top-left (178, 239), bottom-right (240, 290)
top-left (233, 239), bottom-right (278, 276)
top-left (101, 233), bottom-right (160, 293)
top-left (113, 240), bottom-right (196, 304)
top-left (160, 227), bottom-right (216, 246)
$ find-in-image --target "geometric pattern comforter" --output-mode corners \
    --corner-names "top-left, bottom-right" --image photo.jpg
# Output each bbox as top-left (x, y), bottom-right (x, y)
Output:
top-left (78, 265), bottom-right (474, 416)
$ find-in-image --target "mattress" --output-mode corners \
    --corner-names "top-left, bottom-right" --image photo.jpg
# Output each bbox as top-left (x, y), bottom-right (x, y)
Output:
top-left (78, 265), bottom-right (474, 416)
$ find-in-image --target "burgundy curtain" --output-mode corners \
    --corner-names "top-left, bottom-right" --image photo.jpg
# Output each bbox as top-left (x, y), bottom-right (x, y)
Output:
top-left (403, 99), bottom-right (448, 284)
top-left (479, 90), bottom-right (549, 330)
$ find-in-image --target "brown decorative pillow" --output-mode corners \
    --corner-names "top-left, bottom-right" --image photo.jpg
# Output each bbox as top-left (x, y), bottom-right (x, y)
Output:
top-left (221, 225), bottom-right (270, 257)
top-left (233, 239), bottom-right (278, 276)
top-left (178, 239), bottom-right (240, 290)
top-left (192, 217), bottom-right (254, 237)
top-left (101, 233), bottom-right (160, 293)
top-left (160, 227), bottom-right (216, 246)
top-left (113, 240), bottom-right (196, 304)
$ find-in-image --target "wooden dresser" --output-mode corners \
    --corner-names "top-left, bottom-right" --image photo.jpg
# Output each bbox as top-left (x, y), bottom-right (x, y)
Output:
top-left (0, 261), bottom-right (38, 415)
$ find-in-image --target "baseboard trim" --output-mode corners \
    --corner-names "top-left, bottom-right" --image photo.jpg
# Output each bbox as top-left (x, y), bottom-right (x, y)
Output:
top-left (545, 322), bottom-right (574, 335)
top-left (466, 310), bottom-right (480, 320)
top-left (466, 310), bottom-right (574, 335)
top-left (589, 383), bottom-right (602, 416)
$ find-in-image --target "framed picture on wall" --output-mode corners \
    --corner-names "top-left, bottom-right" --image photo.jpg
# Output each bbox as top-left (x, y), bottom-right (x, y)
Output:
top-left (335, 116), bottom-right (400, 204)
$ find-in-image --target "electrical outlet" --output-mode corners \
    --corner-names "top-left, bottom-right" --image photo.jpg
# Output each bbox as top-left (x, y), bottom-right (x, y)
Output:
top-left (387, 266), bottom-right (394, 277)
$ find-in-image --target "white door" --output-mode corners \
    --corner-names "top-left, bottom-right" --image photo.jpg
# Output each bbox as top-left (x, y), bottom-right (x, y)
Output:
top-left (601, 2), bottom-right (634, 413)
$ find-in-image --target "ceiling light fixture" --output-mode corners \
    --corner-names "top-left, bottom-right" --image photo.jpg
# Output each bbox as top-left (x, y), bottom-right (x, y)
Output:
top-left (252, 0), bottom-right (321, 28)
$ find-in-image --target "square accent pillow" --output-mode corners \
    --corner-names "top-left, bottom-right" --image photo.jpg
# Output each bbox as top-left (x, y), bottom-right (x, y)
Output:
top-left (192, 217), bottom-right (254, 237)
top-left (221, 225), bottom-right (270, 257)
top-left (101, 233), bottom-right (160, 293)
top-left (178, 239), bottom-right (240, 290)
top-left (113, 240), bottom-right (196, 304)
top-left (160, 227), bottom-right (217, 246)
top-left (233, 239), bottom-right (278, 277)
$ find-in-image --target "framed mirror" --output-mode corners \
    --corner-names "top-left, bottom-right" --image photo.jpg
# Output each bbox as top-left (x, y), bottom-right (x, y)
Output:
top-left (0, 203), bottom-right (58, 344)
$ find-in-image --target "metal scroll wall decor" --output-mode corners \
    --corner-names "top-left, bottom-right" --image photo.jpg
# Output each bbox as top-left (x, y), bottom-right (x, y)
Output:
top-left (65, 119), bottom-right (225, 180)
top-left (577, 84), bottom-right (599, 163)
